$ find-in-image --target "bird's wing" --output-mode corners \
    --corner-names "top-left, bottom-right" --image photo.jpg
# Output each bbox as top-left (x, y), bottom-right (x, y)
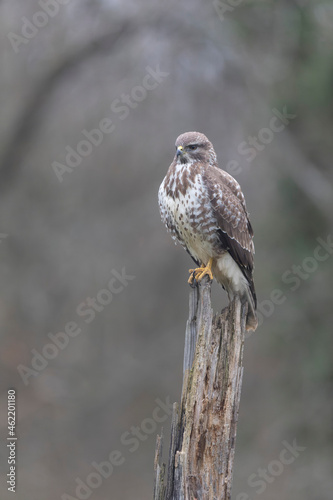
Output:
top-left (203, 168), bottom-right (255, 275)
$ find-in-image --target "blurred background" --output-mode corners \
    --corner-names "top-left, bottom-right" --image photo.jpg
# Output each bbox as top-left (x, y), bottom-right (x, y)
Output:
top-left (0, 1), bottom-right (333, 499)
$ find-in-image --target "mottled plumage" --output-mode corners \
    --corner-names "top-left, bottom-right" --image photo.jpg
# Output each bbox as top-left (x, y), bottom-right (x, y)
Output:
top-left (158, 131), bottom-right (258, 331)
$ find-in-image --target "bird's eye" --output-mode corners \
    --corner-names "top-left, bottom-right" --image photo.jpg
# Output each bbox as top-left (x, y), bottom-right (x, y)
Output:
top-left (187, 145), bottom-right (197, 151)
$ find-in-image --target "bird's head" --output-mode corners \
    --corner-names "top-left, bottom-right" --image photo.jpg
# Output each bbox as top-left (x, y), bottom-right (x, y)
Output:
top-left (174, 131), bottom-right (217, 166)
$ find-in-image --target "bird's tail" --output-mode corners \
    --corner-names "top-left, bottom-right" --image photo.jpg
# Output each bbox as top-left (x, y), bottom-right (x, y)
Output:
top-left (242, 279), bottom-right (258, 332)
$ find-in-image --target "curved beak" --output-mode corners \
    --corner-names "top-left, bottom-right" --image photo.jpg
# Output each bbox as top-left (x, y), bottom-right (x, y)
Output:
top-left (176, 145), bottom-right (184, 158)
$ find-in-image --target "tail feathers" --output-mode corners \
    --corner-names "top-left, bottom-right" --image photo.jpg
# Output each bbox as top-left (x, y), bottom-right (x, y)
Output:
top-left (242, 280), bottom-right (258, 332)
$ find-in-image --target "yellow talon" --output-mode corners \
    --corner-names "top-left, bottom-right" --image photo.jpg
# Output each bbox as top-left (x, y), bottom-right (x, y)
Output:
top-left (188, 258), bottom-right (214, 284)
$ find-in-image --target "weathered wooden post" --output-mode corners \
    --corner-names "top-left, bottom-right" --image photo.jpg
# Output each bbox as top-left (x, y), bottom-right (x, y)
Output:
top-left (154, 278), bottom-right (247, 500)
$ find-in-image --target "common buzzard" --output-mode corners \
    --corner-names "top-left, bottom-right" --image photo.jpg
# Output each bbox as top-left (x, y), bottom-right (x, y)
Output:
top-left (158, 131), bottom-right (257, 331)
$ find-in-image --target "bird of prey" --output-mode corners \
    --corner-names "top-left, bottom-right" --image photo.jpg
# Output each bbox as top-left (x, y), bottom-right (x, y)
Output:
top-left (158, 132), bottom-right (257, 331)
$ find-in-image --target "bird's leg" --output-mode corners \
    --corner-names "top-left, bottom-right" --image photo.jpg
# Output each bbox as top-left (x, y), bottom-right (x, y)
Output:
top-left (188, 258), bottom-right (214, 284)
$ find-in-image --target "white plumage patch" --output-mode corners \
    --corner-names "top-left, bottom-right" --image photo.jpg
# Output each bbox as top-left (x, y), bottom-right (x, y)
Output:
top-left (216, 253), bottom-right (249, 297)
top-left (158, 167), bottom-right (220, 265)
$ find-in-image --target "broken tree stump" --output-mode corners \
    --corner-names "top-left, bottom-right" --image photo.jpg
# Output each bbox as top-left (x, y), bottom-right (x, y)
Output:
top-left (154, 278), bottom-right (247, 500)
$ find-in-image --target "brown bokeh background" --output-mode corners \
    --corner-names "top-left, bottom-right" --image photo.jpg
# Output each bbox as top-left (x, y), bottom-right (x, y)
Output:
top-left (0, 1), bottom-right (333, 499)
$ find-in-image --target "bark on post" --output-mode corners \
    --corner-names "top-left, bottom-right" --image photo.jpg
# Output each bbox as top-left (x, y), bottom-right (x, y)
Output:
top-left (154, 278), bottom-right (247, 500)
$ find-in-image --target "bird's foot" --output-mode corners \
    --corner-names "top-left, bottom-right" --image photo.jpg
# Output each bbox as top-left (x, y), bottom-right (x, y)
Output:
top-left (188, 258), bottom-right (214, 285)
